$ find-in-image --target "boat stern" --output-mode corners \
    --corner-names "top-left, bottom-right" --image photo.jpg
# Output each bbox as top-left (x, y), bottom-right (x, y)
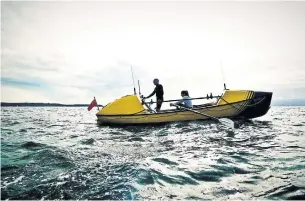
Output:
top-left (216, 89), bottom-right (273, 119)
top-left (236, 91), bottom-right (273, 119)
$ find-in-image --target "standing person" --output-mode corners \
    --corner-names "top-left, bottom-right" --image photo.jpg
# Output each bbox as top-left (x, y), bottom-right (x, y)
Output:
top-left (143, 78), bottom-right (164, 112)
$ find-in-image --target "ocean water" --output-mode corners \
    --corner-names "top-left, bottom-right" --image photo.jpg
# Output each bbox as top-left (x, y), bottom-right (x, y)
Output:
top-left (1, 106), bottom-right (305, 200)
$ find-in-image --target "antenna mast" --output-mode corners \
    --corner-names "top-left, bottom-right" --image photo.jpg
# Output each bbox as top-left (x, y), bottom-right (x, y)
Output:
top-left (130, 65), bottom-right (136, 95)
top-left (220, 60), bottom-right (227, 90)
top-left (138, 80), bottom-right (141, 96)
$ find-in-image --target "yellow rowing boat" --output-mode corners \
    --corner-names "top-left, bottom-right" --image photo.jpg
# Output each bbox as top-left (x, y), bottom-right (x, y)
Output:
top-left (95, 89), bottom-right (272, 125)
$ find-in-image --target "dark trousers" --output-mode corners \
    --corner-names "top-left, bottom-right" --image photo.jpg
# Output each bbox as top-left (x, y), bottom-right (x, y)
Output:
top-left (156, 97), bottom-right (163, 111)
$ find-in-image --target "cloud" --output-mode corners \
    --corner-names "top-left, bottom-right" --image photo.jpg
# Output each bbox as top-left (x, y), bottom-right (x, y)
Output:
top-left (1, 77), bottom-right (42, 88)
top-left (1, 85), bottom-right (52, 103)
top-left (1, 1), bottom-right (305, 105)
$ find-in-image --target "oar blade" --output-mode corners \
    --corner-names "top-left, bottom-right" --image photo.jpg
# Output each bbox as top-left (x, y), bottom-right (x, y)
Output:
top-left (219, 118), bottom-right (235, 129)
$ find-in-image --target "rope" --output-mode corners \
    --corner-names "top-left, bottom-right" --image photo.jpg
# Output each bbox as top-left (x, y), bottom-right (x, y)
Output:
top-left (243, 97), bottom-right (266, 107)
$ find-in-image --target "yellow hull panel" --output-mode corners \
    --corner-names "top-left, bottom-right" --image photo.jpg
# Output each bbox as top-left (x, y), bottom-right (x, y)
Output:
top-left (97, 101), bottom-right (246, 125)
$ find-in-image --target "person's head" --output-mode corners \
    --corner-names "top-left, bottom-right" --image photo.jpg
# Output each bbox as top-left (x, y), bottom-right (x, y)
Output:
top-left (153, 78), bottom-right (159, 85)
top-left (181, 90), bottom-right (189, 97)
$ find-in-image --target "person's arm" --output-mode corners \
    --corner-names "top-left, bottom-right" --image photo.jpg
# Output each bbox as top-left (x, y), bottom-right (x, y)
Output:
top-left (145, 88), bottom-right (156, 99)
top-left (171, 96), bottom-right (184, 106)
top-left (175, 99), bottom-right (184, 105)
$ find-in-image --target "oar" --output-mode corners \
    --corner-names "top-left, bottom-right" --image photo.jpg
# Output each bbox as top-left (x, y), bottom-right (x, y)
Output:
top-left (172, 103), bottom-right (235, 129)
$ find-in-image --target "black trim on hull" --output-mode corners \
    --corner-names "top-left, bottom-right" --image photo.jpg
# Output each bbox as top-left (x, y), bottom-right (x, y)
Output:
top-left (235, 91), bottom-right (272, 119)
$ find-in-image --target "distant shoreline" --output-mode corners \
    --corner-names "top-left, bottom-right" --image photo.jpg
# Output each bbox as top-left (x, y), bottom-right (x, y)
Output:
top-left (0, 102), bottom-right (103, 107)
top-left (271, 99), bottom-right (305, 106)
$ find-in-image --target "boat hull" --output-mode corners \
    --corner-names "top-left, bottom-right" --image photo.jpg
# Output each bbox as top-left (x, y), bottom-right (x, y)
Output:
top-left (235, 91), bottom-right (272, 119)
top-left (96, 91), bottom-right (272, 125)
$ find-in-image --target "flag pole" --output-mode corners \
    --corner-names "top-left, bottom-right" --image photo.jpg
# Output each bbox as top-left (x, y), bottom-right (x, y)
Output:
top-left (94, 96), bottom-right (99, 110)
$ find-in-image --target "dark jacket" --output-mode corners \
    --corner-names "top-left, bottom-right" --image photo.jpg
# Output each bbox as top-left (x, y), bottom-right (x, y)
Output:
top-left (146, 84), bottom-right (164, 100)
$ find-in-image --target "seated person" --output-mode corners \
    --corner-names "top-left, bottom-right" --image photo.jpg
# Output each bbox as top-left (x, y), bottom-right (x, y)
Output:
top-left (170, 90), bottom-right (193, 108)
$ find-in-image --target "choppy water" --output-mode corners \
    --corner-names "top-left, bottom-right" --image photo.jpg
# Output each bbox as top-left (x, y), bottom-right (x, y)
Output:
top-left (1, 106), bottom-right (305, 200)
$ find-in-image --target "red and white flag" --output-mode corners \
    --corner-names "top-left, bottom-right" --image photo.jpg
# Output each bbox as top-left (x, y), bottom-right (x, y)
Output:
top-left (88, 97), bottom-right (97, 111)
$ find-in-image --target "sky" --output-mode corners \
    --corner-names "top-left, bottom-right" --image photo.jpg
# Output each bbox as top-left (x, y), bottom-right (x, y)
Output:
top-left (1, 1), bottom-right (305, 107)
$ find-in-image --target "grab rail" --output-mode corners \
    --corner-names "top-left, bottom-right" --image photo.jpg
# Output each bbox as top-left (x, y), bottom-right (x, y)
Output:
top-left (142, 95), bottom-right (221, 104)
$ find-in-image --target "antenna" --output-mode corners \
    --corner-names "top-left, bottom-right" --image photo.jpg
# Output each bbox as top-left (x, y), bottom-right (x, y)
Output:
top-left (220, 60), bottom-right (227, 90)
top-left (138, 80), bottom-right (141, 96)
top-left (130, 65), bottom-right (136, 95)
